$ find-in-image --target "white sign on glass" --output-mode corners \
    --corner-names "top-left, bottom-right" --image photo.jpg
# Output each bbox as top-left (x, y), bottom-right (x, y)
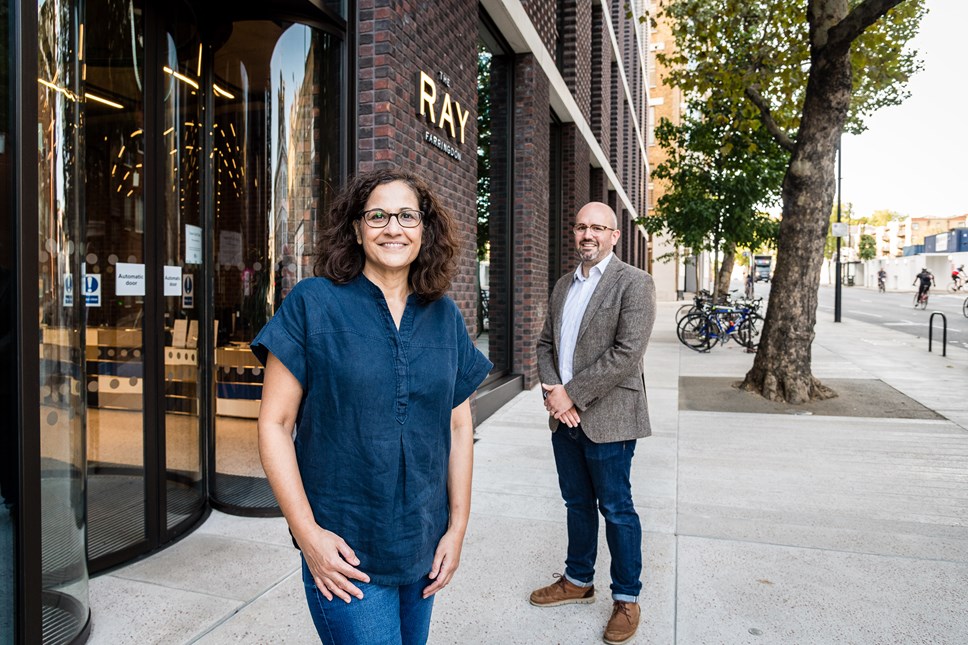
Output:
top-left (186, 224), bottom-right (203, 264)
top-left (164, 265), bottom-right (183, 296)
top-left (219, 230), bottom-right (243, 266)
top-left (116, 262), bottom-right (146, 296)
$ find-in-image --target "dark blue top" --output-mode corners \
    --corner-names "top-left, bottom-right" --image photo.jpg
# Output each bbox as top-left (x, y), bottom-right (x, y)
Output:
top-left (251, 275), bottom-right (492, 585)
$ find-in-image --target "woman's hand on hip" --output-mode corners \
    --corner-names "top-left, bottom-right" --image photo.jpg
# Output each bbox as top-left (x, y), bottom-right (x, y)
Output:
top-left (423, 527), bottom-right (465, 598)
top-left (300, 526), bottom-right (371, 603)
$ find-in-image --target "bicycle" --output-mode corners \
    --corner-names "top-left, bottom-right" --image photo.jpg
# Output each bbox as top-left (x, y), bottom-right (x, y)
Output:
top-left (947, 278), bottom-right (964, 293)
top-left (962, 296), bottom-right (968, 319)
top-left (913, 289), bottom-right (929, 309)
top-left (676, 301), bottom-right (763, 352)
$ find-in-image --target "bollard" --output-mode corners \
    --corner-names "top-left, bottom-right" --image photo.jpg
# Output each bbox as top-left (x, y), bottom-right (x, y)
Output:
top-left (928, 311), bottom-right (947, 357)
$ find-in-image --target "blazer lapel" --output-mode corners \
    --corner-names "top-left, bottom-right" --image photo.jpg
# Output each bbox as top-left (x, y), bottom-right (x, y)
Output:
top-left (576, 259), bottom-right (623, 343)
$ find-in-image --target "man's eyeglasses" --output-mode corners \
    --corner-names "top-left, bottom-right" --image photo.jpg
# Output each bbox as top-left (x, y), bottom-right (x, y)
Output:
top-left (573, 223), bottom-right (616, 234)
top-left (361, 208), bottom-right (424, 228)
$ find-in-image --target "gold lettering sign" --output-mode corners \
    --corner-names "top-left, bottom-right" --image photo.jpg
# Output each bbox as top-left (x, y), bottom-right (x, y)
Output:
top-left (417, 70), bottom-right (470, 145)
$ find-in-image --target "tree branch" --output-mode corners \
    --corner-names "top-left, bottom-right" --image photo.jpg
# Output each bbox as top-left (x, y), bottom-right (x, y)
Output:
top-left (744, 86), bottom-right (796, 153)
top-left (825, 0), bottom-right (908, 58)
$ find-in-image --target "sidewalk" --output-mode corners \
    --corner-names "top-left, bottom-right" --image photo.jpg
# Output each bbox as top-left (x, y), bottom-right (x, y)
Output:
top-left (87, 302), bottom-right (968, 644)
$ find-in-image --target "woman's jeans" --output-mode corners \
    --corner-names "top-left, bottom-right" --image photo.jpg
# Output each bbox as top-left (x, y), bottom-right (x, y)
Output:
top-left (552, 423), bottom-right (642, 601)
top-left (302, 558), bottom-right (435, 644)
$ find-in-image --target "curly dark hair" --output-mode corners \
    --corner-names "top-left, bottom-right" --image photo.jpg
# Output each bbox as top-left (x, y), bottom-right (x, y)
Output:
top-left (314, 168), bottom-right (459, 302)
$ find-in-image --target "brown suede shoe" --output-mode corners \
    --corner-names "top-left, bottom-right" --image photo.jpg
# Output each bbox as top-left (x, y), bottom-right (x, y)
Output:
top-left (529, 573), bottom-right (595, 607)
top-left (603, 601), bottom-right (640, 644)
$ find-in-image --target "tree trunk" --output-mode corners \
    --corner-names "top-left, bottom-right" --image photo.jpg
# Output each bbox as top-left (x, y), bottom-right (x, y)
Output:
top-left (740, 1), bottom-right (853, 403)
top-left (716, 245), bottom-right (736, 298)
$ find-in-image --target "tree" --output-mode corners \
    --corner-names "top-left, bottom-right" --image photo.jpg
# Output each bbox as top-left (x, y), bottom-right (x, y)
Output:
top-left (858, 234), bottom-right (877, 260)
top-left (643, 96), bottom-right (785, 299)
top-left (660, 0), bottom-right (925, 403)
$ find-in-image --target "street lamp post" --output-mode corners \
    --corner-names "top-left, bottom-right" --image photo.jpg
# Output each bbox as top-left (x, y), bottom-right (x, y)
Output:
top-left (834, 138), bottom-right (842, 323)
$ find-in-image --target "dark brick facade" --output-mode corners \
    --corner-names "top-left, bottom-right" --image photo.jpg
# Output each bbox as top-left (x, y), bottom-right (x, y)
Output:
top-left (511, 54), bottom-right (550, 387)
top-left (522, 0), bottom-right (558, 58)
top-left (559, 0), bottom-right (592, 124)
top-left (357, 0), bottom-right (480, 333)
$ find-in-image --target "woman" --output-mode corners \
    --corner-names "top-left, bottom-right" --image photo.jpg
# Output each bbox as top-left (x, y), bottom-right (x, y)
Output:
top-left (252, 168), bottom-right (492, 644)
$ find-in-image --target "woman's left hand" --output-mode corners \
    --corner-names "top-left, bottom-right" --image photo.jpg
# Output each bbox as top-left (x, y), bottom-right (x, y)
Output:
top-left (422, 527), bottom-right (465, 598)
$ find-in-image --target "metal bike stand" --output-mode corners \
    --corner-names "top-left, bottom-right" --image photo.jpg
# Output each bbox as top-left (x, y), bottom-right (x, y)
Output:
top-left (928, 312), bottom-right (947, 357)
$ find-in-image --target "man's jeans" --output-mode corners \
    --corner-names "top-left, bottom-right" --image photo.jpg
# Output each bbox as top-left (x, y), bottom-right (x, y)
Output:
top-left (552, 423), bottom-right (642, 601)
top-left (302, 557), bottom-right (435, 644)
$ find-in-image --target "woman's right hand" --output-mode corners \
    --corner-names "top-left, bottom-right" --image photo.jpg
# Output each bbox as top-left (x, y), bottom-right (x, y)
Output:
top-left (298, 525), bottom-right (371, 603)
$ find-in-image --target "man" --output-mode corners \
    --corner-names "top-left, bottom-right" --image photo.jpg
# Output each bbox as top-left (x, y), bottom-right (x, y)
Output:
top-left (913, 267), bottom-right (934, 305)
top-left (531, 202), bottom-right (656, 645)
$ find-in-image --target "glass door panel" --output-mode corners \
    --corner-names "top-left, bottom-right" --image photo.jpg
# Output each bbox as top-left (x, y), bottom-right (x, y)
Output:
top-left (476, 39), bottom-right (512, 378)
top-left (83, 0), bottom-right (147, 563)
top-left (211, 21), bottom-right (341, 513)
top-left (37, 0), bottom-right (90, 640)
top-left (161, 3), bottom-right (205, 533)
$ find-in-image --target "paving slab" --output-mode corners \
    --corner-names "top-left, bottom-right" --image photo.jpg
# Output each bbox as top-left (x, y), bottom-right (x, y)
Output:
top-left (194, 570), bottom-right (316, 645)
top-left (111, 533), bottom-right (298, 602)
top-left (87, 576), bottom-right (242, 644)
top-left (675, 536), bottom-right (968, 645)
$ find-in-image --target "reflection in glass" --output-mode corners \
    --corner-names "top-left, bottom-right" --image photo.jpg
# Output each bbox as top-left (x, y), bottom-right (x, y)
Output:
top-left (476, 43), bottom-right (511, 377)
top-left (38, 0), bottom-right (90, 641)
top-left (83, 0), bottom-right (147, 563)
top-left (211, 22), bottom-right (341, 512)
top-left (0, 0), bottom-right (16, 639)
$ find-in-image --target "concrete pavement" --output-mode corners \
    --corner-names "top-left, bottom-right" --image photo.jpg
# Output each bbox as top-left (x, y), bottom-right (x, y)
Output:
top-left (87, 301), bottom-right (968, 644)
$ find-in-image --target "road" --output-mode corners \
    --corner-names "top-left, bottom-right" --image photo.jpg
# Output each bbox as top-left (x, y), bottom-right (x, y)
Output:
top-left (816, 284), bottom-right (968, 351)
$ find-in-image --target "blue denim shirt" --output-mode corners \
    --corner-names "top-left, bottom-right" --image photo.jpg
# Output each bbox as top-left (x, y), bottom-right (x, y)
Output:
top-left (251, 275), bottom-right (492, 585)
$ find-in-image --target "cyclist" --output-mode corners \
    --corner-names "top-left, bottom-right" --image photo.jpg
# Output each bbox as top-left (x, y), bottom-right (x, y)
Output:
top-left (952, 265), bottom-right (965, 290)
top-left (913, 268), bottom-right (935, 306)
top-left (877, 268), bottom-right (887, 292)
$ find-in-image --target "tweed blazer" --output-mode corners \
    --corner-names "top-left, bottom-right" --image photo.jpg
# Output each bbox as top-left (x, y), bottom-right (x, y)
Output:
top-left (537, 257), bottom-right (656, 443)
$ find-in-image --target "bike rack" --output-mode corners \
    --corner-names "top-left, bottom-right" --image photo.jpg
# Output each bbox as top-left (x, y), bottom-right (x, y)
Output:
top-left (928, 311), bottom-right (947, 357)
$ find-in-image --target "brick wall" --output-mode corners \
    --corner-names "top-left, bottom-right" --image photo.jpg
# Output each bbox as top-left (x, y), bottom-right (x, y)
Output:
top-left (522, 0), bottom-right (558, 59)
top-left (590, 4), bottom-right (611, 160)
top-left (511, 54), bottom-right (550, 388)
top-left (560, 0), bottom-right (592, 124)
top-left (556, 123), bottom-right (590, 280)
top-left (357, 0), bottom-right (480, 330)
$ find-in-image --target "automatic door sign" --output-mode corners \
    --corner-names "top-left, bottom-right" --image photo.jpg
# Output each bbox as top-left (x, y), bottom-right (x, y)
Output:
top-left (84, 274), bottom-right (102, 307)
top-left (164, 265), bottom-right (183, 296)
top-left (116, 262), bottom-right (146, 296)
top-left (182, 274), bottom-right (194, 308)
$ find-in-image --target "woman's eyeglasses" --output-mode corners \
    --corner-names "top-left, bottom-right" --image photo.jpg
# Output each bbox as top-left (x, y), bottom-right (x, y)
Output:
top-left (360, 209), bottom-right (424, 228)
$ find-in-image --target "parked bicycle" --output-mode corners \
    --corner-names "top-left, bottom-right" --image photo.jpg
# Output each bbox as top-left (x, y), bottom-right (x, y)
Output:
top-left (676, 297), bottom-right (764, 352)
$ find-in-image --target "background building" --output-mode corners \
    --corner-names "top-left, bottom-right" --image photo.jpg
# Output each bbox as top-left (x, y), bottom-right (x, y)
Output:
top-left (2, 0), bottom-right (652, 641)
top-left (644, 0), bottom-right (684, 300)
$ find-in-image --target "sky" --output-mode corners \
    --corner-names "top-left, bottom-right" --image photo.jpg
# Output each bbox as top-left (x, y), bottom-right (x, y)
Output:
top-left (840, 0), bottom-right (967, 220)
